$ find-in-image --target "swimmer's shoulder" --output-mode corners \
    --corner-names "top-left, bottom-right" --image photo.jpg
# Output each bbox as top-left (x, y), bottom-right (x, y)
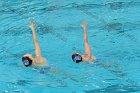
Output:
top-left (34, 57), bottom-right (48, 66)
top-left (83, 55), bottom-right (96, 63)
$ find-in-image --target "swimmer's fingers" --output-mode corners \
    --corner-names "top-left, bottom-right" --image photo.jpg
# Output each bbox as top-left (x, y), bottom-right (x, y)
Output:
top-left (81, 21), bottom-right (88, 29)
top-left (29, 21), bottom-right (35, 29)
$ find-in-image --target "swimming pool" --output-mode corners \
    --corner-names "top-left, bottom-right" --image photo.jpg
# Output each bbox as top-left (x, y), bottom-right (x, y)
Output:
top-left (0, 0), bottom-right (140, 92)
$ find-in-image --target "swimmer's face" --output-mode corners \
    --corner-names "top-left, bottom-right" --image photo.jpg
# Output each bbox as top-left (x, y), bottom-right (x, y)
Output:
top-left (72, 53), bottom-right (82, 63)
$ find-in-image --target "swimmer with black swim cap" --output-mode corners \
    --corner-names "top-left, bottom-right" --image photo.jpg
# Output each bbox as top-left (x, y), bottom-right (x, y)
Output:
top-left (22, 21), bottom-right (48, 67)
top-left (72, 22), bottom-right (95, 63)
top-left (22, 56), bottom-right (33, 67)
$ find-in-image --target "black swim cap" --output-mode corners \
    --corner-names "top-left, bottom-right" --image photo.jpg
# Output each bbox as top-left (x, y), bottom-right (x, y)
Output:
top-left (72, 53), bottom-right (82, 63)
top-left (22, 56), bottom-right (32, 67)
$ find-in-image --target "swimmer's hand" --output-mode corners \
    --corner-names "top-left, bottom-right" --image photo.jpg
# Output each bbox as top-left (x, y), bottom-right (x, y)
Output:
top-left (29, 21), bottom-right (35, 29)
top-left (81, 21), bottom-right (87, 30)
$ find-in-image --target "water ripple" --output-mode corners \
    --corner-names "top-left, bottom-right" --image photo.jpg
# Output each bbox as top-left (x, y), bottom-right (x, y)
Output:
top-left (84, 84), bottom-right (140, 93)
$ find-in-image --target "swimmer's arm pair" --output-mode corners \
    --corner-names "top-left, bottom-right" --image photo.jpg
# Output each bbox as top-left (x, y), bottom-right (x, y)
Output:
top-left (81, 22), bottom-right (92, 56)
top-left (29, 21), bottom-right (42, 57)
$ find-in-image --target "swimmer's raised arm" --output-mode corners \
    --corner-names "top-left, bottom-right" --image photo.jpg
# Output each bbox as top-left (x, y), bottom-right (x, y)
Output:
top-left (29, 21), bottom-right (42, 57)
top-left (81, 22), bottom-right (92, 56)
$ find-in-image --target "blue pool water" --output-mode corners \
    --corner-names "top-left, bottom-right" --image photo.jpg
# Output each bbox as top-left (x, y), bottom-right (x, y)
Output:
top-left (0, 0), bottom-right (140, 93)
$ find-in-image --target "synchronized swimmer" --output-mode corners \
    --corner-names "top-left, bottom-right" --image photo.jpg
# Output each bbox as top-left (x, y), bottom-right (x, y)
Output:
top-left (72, 22), bottom-right (95, 63)
top-left (22, 21), bottom-right (48, 67)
